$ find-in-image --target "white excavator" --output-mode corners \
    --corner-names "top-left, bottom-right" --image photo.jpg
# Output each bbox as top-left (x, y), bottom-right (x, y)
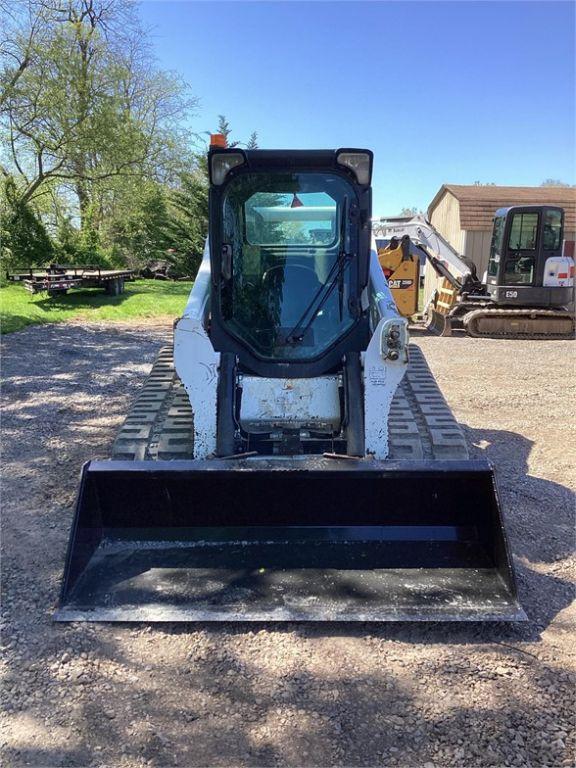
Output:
top-left (56, 140), bottom-right (524, 622)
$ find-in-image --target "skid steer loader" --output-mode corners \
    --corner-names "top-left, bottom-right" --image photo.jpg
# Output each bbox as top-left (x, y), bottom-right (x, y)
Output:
top-left (56, 140), bottom-right (525, 622)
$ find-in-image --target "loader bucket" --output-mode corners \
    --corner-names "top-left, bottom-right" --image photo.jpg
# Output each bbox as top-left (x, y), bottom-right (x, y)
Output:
top-left (56, 459), bottom-right (525, 622)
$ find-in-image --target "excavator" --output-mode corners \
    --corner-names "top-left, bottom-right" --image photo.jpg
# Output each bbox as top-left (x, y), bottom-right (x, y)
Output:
top-left (374, 210), bottom-right (575, 338)
top-left (56, 140), bottom-right (525, 622)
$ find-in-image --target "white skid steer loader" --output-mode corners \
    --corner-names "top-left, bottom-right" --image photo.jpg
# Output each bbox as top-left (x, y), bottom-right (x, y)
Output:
top-left (56, 142), bottom-right (525, 622)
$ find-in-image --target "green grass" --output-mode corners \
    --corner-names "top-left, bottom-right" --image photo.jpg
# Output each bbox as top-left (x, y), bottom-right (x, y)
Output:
top-left (0, 279), bottom-right (193, 334)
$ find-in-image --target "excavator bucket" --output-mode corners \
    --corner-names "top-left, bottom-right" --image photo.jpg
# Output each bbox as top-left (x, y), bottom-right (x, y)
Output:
top-left (425, 309), bottom-right (453, 337)
top-left (56, 458), bottom-right (525, 622)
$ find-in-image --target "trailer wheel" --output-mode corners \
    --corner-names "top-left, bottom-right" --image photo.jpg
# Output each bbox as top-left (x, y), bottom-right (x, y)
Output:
top-left (106, 279), bottom-right (121, 296)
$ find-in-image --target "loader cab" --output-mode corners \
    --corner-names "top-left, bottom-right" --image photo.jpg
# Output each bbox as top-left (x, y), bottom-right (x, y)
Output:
top-left (207, 147), bottom-right (373, 377)
top-left (486, 205), bottom-right (572, 307)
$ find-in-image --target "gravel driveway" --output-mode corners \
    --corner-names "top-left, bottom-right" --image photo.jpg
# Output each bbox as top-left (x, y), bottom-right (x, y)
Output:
top-left (1, 322), bottom-right (574, 768)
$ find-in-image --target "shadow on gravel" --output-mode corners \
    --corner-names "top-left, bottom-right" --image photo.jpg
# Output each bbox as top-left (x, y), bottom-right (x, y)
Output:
top-left (1, 324), bottom-right (170, 452)
top-left (3, 622), bottom-right (574, 768)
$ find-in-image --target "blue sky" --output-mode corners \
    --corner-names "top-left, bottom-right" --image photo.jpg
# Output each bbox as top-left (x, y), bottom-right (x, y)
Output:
top-left (139, 1), bottom-right (575, 215)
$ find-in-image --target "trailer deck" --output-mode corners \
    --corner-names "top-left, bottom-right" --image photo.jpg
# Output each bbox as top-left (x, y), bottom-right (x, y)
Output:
top-left (6, 265), bottom-right (135, 296)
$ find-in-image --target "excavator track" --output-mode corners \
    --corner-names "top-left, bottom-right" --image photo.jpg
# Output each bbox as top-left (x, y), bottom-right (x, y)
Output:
top-left (463, 308), bottom-right (575, 340)
top-left (112, 344), bottom-right (468, 462)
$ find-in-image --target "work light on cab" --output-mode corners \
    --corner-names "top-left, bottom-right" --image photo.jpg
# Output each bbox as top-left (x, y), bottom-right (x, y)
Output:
top-left (210, 151), bottom-right (245, 186)
top-left (336, 151), bottom-right (373, 185)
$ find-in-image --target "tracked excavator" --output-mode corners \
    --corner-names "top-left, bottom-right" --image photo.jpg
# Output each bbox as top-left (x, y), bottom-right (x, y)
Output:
top-left (374, 209), bottom-right (575, 338)
top-left (57, 140), bottom-right (525, 622)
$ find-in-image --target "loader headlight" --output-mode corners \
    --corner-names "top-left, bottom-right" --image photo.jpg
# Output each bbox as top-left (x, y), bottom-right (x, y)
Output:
top-left (336, 151), bottom-right (372, 185)
top-left (380, 318), bottom-right (408, 363)
top-left (210, 152), bottom-right (246, 185)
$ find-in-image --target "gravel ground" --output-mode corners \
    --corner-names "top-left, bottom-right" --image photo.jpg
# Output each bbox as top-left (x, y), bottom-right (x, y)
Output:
top-left (1, 322), bottom-right (574, 768)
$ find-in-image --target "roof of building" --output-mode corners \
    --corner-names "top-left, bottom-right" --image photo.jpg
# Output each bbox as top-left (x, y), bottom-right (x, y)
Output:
top-left (428, 184), bottom-right (576, 232)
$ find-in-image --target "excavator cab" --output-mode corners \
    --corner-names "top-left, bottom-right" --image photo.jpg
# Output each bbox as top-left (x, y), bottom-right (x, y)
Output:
top-left (486, 206), bottom-right (574, 307)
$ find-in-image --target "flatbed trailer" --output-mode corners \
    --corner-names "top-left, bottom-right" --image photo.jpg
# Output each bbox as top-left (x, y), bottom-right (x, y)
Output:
top-left (6, 265), bottom-right (135, 296)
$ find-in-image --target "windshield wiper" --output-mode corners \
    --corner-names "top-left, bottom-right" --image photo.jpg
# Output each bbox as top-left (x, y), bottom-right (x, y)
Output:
top-left (285, 198), bottom-right (350, 345)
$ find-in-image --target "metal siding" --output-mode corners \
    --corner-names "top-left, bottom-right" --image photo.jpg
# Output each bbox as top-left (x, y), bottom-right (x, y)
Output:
top-left (466, 231), bottom-right (491, 278)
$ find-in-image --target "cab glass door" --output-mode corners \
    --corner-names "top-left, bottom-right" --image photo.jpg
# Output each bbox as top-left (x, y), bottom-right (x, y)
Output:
top-left (504, 212), bottom-right (539, 285)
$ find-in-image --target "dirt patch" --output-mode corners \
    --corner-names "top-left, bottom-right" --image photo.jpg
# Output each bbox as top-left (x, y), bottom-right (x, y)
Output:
top-left (1, 323), bottom-right (574, 767)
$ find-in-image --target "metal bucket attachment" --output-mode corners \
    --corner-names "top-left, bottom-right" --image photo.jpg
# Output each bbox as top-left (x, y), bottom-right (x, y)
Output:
top-left (56, 459), bottom-right (525, 622)
top-left (425, 309), bottom-right (452, 337)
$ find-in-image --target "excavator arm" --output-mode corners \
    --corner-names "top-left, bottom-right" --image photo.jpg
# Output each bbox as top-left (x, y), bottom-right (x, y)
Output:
top-left (373, 215), bottom-right (472, 278)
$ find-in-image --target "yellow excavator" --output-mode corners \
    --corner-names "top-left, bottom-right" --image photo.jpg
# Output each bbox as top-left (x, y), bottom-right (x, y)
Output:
top-left (376, 234), bottom-right (420, 318)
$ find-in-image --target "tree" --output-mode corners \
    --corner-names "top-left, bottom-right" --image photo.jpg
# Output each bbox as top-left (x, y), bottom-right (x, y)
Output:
top-left (398, 206), bottom-right (420, 217)
top-left (1, 0), bottom-right (196, 225)
top-left (104, 180), bottom-right (172, 269)
top-left (540, 179), bottom-right (573, 187)
top-left (0, 175), bottom-right (53, 267)
top-left (246, 131), bottom-right (258, 149)
top-left (1, 3), bottom-right (257, 272)
top-left (0, 0), bottom-right (56, 110)
top-left (214, 115), bottom-right (258, 149)
top-left (217, 114), bottom-right (240, 148)
top-left (163, 169), bottom-right (209, 276)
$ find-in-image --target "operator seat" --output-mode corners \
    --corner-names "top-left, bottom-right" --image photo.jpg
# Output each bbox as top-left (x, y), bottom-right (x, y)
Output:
top-left (262, 263), bottom-right (322, 325)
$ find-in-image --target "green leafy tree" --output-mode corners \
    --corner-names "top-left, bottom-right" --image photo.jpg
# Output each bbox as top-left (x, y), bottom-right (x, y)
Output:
top-left (1, 0), bottom-right (196, 233)
top-left (1, 2), bottom-right (258, 273)
top-left (163, 169), bottom-right (209, 276)
top-left (0, 175), bottom-right (53, 269)
top-left (100, 179), bottom-right (171, 268)
top-left (54, 215), bottom-right (82, 263)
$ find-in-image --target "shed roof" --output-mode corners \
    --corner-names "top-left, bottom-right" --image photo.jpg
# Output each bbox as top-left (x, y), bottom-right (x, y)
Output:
top-left (428, 185), bottom-right (576, 232)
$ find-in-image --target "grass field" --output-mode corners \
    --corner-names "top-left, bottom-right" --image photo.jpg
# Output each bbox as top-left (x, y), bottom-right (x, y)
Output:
top-left (0, 279), bottom-right (193, 334)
